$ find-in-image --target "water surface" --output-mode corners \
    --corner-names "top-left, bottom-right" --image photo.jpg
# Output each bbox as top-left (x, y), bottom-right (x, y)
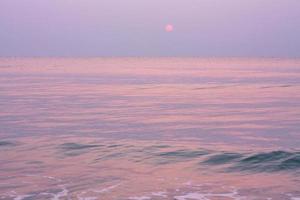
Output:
top-left (0, 58), bottom-right (300, 199)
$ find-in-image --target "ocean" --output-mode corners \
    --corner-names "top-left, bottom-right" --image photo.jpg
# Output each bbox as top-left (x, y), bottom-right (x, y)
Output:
top-left (0, 58), bottom-right (300, 199)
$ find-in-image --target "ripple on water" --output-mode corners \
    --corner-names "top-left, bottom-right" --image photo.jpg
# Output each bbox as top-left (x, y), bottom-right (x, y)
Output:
top-left (60, 143), bottom-right (103, 150)
top-left (59, 142), bottom-right (104, 157)
top-left (0, 141), bottom-right (16, 147)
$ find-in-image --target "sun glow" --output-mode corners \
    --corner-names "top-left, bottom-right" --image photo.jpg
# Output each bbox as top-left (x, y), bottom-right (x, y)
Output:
top-left (165, 24), bottom-right (174, 32)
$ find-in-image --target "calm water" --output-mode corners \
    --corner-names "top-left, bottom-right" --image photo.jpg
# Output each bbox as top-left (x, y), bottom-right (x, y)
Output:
top-left (0, 58), bottom-right (300, 200)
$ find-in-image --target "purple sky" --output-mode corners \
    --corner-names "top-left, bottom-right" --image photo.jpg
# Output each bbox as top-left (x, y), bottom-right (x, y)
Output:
top-left (0, 0), bottom-right (300, 57)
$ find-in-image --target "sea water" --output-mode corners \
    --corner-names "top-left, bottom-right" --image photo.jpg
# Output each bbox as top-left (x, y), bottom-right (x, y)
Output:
top-left (0, 58), bottom-right (300, 199)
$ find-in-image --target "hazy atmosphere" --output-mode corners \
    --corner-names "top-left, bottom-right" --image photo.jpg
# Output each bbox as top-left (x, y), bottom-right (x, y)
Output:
top-left (1, 0), bottom-right (300, 57)
top-left (1, 1), bottom-right (300, 199)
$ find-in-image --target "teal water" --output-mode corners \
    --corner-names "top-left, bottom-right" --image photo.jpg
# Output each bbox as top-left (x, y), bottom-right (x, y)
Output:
top-left (0, 58), bottom-right (300, 199)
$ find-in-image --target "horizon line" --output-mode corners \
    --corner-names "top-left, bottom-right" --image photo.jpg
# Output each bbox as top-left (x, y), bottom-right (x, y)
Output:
top-left (1, 56), bottom-right (300, 59)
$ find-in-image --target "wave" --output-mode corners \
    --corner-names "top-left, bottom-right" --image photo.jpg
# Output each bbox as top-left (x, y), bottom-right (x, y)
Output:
top-left (58, 142), bottom-right (300, 173)
top-left (203, 150), bottom-right (300, 172)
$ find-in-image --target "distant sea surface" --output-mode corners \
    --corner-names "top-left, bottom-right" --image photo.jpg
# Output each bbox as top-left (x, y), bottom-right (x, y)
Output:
top-left (0, 58), bottom-right (300, 200)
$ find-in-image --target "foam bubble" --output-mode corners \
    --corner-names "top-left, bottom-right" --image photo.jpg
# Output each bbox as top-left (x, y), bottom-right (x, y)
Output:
top-left (129, 196), bottom-right (151, 200)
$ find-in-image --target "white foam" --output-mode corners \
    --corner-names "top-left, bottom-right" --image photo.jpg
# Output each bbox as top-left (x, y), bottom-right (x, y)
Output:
top-left (175, 192), bottom-right (208, 200)
top-left (129, 196), bottom-right (151, 200)
top-left (51, 186), bottom-right (68, 200)
top-left (287, 193), bottom-right (300, 200)
top-left (14, 195), bottom-right (33, 200)
top-left (91, 183), bottom-right (121, 193)
top-left (76, 183), bottom-right (121, 200)
top-left (151, 191), bottom-right (168, 197)
top-left (7, 191), bottom-right (33, 200)
top-left (129, 190), bottom-right (167, 200)
top-left (78, 197), bottom-right (98, 200)
top-left (77, 191), bottom-right (97, 200)
top-left (174, 190), bottom-right (246, 200)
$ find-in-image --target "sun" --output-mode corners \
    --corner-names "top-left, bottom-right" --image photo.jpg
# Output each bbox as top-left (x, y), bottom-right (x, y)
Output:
top-left (165, 24), bottom-right (174, 32)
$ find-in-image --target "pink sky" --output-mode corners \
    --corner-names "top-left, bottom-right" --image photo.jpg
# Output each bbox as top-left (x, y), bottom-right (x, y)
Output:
top-left (0, 0), bottom-right (300, 57)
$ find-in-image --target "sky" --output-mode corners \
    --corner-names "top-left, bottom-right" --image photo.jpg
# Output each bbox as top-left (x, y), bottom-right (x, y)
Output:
top-left (0, 0), bottom-right (300, 57)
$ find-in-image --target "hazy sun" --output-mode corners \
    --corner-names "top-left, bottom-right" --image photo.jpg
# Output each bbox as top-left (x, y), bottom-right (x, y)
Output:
top-left (165, 24), bottom-right (174, 32)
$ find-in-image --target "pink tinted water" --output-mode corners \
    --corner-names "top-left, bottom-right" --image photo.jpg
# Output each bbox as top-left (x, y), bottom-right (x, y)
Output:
top-left (0, 58), bottom-right (300, 199)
